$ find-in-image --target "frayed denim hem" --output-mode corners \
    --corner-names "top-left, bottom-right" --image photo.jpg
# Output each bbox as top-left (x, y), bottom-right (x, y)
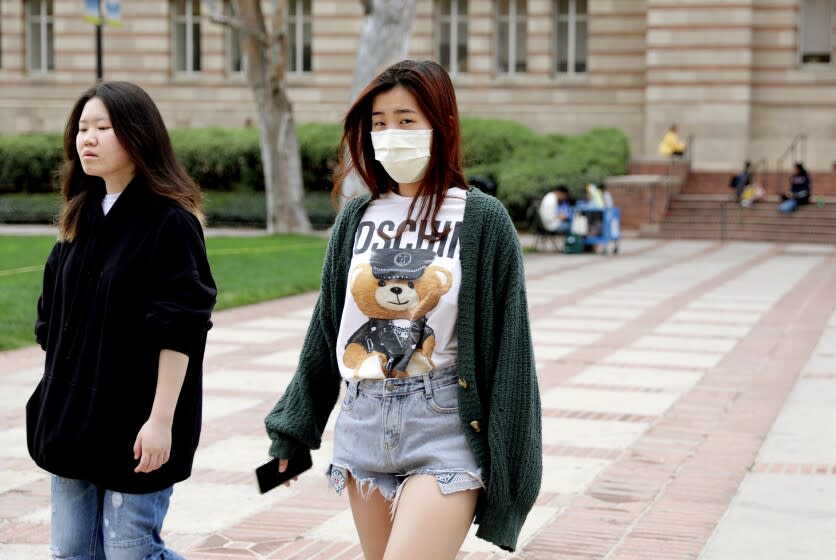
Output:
top-left (327, 464), bottom-right (483, 519)
top-left (327, 464), bottom-right (397, 501)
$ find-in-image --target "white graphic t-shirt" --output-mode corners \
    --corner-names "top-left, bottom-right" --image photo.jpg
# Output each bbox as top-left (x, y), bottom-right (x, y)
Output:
top-left (336, 188), bottom-right (467, 380)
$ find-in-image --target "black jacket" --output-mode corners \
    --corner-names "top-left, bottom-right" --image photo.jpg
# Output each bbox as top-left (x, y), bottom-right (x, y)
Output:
top-left (791, 174), bottom-right (811, 204)
top-left (26, 179), bottom-right (217, 493)
top-left (346, 317), bottom-right (433, 374)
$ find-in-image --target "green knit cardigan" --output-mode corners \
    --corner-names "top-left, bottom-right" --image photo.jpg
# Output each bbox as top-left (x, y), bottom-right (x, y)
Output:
top-left (264, 188), bottom-right (542, 551)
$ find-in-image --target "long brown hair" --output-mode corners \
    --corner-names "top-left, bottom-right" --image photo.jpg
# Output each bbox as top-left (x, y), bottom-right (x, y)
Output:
top-left (332, 60), bottom-right (468, 238)
top-left (58, 81), bottom-right (203, 241)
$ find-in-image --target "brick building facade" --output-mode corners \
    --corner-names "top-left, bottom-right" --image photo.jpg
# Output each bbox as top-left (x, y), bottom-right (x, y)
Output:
top-left (0, 0), bottom-right (834, 171)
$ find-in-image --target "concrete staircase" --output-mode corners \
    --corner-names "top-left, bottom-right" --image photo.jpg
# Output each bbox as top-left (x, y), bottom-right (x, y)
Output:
top-left (653, 195), bottom-right (836, 244)
top-left (619, 159), bottom-right (835, 244)
top-left (633, 161), bottom-right (836, 244)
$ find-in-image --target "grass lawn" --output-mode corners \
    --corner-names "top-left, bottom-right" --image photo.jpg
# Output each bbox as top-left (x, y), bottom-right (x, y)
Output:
top-left (0, 233), bottom-right (328, 352)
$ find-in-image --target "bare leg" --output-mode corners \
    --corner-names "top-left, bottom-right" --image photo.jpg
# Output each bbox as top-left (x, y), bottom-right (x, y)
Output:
top-left (346, 473), bottom-right (393, 560)
top-left (383, 475), bottom-right (479, 560)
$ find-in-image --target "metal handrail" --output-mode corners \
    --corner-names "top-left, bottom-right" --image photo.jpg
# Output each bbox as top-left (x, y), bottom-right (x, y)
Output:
top-left (775, 134), bottom-right (807, 196)
top-left (655, 135), bottom-right (693, 227)
top-left (752, 157), bottom-right (768, 195)
top-left (685, 133), bottom-right (695, 163)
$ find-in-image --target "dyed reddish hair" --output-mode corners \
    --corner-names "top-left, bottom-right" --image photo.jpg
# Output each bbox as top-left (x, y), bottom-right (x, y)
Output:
top-left (332, 59), bottom-right (468, 237)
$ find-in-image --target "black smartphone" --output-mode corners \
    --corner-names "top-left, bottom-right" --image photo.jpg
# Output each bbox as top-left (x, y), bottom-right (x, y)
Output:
top-left (254, 451), bottom-right (313, 494)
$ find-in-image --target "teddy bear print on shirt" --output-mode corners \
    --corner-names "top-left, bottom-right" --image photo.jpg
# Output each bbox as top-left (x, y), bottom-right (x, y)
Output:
top-left (344, 248), bottom-right (452, 379)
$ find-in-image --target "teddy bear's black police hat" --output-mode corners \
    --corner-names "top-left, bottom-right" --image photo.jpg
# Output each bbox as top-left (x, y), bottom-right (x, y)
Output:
top-left (369, 248), bottom-right (437, 280)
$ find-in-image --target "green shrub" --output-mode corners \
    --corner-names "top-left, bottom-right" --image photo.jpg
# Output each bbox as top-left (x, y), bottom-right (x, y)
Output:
top-left (0, 121), bottom-right (629, 227)
top-left (1, 190), bottom-right (337, 229)
top-left (0, 134), bottom-right (64, 194)
top-left (0, 124), bottom-right (344, 195)
top-left (460, 117), bottom-right (538, 167)
top-left (202, 191), bottom-right (265, 225)
top-left (169, 123), bottom-right (343, 193)
top-left (491, 127), bottom-right (630, 220)
top-left (297, 123), bottom-right (343, 194)
top-left (202, 190), bottom-right (336, 229)
top-left (169, 127), bottom-right (263, 191)
top-left (0, 193), bottom-right (62, 223)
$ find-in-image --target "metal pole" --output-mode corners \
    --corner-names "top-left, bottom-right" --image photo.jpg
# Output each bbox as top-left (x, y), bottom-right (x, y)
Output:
top-left (95, 0), bottom-right (103, 82)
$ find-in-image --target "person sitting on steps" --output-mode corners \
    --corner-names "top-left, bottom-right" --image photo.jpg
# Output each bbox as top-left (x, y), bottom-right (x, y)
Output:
top-left (779, 162), bottom-right (812, 213)
top-left (730, 161), bottom-right (752, 203)
top-left (658, 124), bottom-right (686, 158)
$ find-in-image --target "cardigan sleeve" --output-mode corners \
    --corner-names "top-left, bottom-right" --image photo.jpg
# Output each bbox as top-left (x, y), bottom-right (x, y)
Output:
top-left (475, 201), bottom-right (543, 551)
top-left (144, 209), bottom-right (217, 356)
top-left (34, 241), bottom-right (62, 351)
top-left (263, 200), bottom-right (360, 460)
top-left (263, 292), bottom-right (343, 459)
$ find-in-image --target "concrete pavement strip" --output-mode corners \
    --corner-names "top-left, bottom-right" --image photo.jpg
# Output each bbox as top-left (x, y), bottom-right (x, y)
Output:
top-left (1, 240), bottom-right (834, 559)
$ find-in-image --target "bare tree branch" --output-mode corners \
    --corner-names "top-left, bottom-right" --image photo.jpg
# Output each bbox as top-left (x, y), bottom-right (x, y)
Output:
top-left (204, 0), bottom-right (267, 43)
top-left (207, 14), bottom-right (268, 42)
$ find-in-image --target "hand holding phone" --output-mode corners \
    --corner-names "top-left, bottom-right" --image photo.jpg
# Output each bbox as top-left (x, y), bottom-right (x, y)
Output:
top-left (254, 451), bottom-right (313, 494)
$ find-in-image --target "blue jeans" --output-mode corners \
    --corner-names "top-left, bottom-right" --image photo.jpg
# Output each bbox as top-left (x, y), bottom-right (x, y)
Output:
top-left (50, 476), bottom-right (184, 560)
top-left (779, 198), bottom-right (798, 213)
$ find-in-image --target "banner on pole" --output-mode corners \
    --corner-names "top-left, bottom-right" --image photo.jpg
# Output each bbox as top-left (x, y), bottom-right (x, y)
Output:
top-left (83, 0), bottom-right (101, 25)
top-left (105, 0), bottom-right (123, 28)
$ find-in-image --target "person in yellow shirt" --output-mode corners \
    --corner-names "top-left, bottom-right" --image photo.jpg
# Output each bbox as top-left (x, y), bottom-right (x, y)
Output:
top-left (658, 124), bottom-right (686, 157)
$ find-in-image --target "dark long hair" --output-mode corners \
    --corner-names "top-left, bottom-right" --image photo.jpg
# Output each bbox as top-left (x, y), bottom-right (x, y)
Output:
top-left (794, 162), bottom-right (808, 177)
top-left (332, 60), bottom-right (468, 238)
top-left (58, 81), bottom-right (203, 241)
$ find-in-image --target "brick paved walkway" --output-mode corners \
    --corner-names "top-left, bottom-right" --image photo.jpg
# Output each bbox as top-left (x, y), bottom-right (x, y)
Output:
top-left (1, 239), bottom-right (834, 559)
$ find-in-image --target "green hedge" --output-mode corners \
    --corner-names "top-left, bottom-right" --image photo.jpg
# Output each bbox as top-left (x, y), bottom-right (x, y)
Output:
top-left (168, 127), bottom-right (263, 192)
top-left (297, 123), bottom-right (343, 195)
top-left (203, 190), bottom-right (336, 229)
top-left (0, 119), bottom-right (629, 224)
top-left (0, 124), bottom-right (342, 195)
top-left (492, 127), bottom-right (631, 219)
top-left (0, 193), bottom-right (62, 223)
top-left (0, 134), bottom-right (64, 194)
top-left (460, 117), bottom-right (538, 167)
top-left (0, 190), bottom-right (337, 230)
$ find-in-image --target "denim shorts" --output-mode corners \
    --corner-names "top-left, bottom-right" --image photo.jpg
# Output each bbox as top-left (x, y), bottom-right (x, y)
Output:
top-left (328, 365), bottom-right (483, 505)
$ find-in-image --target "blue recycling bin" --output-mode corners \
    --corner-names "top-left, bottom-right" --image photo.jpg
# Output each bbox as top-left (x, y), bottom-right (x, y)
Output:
top-left (573, 203), bottom-right (621, 254)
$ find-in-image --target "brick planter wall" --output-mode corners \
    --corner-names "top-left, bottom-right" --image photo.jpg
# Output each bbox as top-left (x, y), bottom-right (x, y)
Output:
top-left (604, 175), bottom-right (682, 234)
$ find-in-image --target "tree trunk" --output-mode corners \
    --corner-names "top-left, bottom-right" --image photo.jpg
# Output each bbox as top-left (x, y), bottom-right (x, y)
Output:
top-left (340, 0), bottom-right (418, 206)
top-left (237, 0), bottom-right (311, 233)
top-left (350, 0), bottom-right (418, 100)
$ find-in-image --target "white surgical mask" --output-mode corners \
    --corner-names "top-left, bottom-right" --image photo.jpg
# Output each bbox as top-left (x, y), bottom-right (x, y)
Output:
top-left (370, 129), bottom-right (432, 184)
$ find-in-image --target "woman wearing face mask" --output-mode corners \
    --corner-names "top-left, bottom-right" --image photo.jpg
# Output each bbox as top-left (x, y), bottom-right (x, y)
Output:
top-left (264, 59), bottom-right (541, 558)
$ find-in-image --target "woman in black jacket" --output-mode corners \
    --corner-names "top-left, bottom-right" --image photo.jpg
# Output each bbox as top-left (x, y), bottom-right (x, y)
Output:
top-left (780, 162), bottom-right (812, 212)
top-left (26, 82), bottom-right (216, 559)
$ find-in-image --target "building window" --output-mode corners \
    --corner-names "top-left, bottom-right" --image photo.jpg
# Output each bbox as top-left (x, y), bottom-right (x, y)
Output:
top-left (555, 0), bottom-right (587, 74)
top-left (436, 0), bottom-right (468, 74)
top-left (27, 0), bottom-right (55, 73)
top-left (225, 1), bottom-right (246, 75)
top-left (173, 0), bottom-right (201, 74)
top-left (496, 0), bottom-right (527, 74)
top-left (288, 0), bottom-right (312, 73)
top-left (800, 0), bottom-right (832, 64)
